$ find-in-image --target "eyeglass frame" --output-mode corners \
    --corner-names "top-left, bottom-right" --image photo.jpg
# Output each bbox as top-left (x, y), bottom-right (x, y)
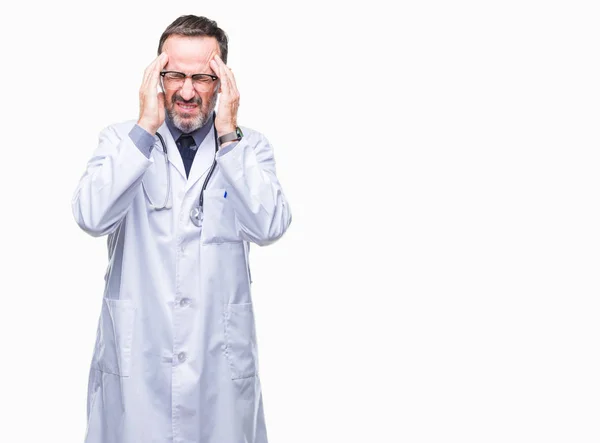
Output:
top-left (159, 70), bottom-right (219, 90)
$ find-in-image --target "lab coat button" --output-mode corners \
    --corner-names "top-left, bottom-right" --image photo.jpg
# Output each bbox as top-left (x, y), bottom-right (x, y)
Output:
top-left (180, 298), bottom-right (190, 307)
top-left (178, 352), bottom-right (186, 362)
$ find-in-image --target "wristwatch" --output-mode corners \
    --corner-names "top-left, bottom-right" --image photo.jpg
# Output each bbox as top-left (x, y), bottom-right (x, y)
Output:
top-left (218, 127), bottom-right (243, 145)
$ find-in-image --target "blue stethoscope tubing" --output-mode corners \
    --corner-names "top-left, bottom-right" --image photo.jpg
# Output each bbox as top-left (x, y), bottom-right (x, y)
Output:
top-left (143, 111), bottom-right (219, 228)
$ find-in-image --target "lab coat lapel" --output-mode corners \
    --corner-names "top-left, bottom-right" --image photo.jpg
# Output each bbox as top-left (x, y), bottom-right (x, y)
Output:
top-left (156, 123), bottom-right (186, 181)
top-left (185, 122), bottom-right (217, 192)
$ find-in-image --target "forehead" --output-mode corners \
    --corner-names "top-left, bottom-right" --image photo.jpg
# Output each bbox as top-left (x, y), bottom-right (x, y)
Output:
top-left (163, 35), bottom-right (220, 72)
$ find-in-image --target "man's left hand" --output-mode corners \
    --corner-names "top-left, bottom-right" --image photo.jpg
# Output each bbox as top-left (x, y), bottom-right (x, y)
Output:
top-left (210, 54), bottom-right (240, 141)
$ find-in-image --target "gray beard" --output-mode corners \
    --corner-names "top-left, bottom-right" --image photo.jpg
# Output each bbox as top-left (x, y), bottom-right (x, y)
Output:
top-left (167, 91), bottom-right (218, 133)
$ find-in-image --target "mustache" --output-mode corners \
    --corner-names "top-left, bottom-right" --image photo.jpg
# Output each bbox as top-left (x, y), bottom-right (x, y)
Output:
top-left (171, 93), bottom-right (202, 106)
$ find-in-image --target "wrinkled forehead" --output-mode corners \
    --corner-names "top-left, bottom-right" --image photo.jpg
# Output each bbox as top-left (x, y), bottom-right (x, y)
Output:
top-left (162, 35), bottom-right (220, 74)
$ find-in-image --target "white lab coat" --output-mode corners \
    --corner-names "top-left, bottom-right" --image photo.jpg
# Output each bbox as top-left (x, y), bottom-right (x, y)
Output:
top-left (72, 118), bottom-right (291, 443)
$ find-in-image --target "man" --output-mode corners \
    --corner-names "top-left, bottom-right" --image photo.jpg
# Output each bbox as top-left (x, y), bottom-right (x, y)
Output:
top-left (72, 15), bottom-right (291, 443)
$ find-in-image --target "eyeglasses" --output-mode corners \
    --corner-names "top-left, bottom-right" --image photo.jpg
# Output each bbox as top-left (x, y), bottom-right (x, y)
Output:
top-left (160, 71), bottom-right (218, 92)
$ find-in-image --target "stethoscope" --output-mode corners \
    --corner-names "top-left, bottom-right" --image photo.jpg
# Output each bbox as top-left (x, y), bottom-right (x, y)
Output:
top-left (142, 111), bottom-right (218, 228)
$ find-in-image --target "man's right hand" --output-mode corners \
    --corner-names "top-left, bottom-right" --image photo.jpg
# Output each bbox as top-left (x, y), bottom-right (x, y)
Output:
top-left (137, 52), bottom-right (169, 135)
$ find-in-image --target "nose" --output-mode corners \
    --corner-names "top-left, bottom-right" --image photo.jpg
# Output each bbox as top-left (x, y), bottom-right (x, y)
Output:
top-left (179, 77), bottom-right (196, 101)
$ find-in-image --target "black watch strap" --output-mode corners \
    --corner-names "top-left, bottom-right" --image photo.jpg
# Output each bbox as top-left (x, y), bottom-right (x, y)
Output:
top-left (218, 127), bottom-right (243, 145)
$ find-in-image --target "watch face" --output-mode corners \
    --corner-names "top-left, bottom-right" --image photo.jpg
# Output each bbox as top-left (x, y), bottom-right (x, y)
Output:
top-left (236, 127), bottom-right (243, 138)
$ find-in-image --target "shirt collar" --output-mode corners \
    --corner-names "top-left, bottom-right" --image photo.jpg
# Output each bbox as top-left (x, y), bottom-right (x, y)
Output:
top-left (165, 111), bottom-right (214, 148)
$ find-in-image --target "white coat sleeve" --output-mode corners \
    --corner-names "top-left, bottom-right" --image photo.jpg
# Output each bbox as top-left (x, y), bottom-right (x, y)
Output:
top-left (216, 133), bottom-right (292, 246)
top-left (71, 125), bottom-right (153, 237)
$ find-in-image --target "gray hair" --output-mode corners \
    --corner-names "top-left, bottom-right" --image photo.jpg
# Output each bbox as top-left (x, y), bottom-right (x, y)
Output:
top-left (157, 15), bottom-right (229, 63)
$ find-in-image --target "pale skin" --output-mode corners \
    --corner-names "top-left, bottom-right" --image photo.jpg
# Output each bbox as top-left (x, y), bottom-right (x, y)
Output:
top-left (137, 35), bottom-right (240, 149)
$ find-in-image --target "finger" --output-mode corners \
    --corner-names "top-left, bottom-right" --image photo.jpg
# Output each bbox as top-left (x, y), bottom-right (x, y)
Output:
top-left (223, 64), bottom-right (239, 96)
top-left (211, 57), bottom-right (232, 95)
top-left (209, 58), bottom-right (225, 82)
top-left (142, 55), bottom-right (160, 85)
top-left (142, 53), bottom-right (167, 91)
top-left (159, 52), bottom-right (169, 68)
top-left (220, 68), bottom-right (238, 102)
top-left (209, 59), bottom-right (226, 94)
top-left (215, 55), bottom-right (239, 97)
top-left (150, 53), bottom-right (168, 91)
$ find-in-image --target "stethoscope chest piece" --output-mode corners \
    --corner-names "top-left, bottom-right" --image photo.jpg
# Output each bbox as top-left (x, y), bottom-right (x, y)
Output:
top-left (190, 206), bottom-right (203, 227)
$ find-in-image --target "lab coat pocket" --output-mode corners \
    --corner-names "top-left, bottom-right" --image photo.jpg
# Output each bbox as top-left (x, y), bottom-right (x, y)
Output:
top-left (201, 188), bottom-right (240, 244)
top-left (94, 298), bottom-right (136, 377)
top-left (224, 302), bottom-right (258, 380)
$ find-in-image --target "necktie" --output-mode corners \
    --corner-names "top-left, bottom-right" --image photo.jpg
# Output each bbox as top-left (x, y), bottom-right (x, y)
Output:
top-left (176, 135), bottom-right (197, 178)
